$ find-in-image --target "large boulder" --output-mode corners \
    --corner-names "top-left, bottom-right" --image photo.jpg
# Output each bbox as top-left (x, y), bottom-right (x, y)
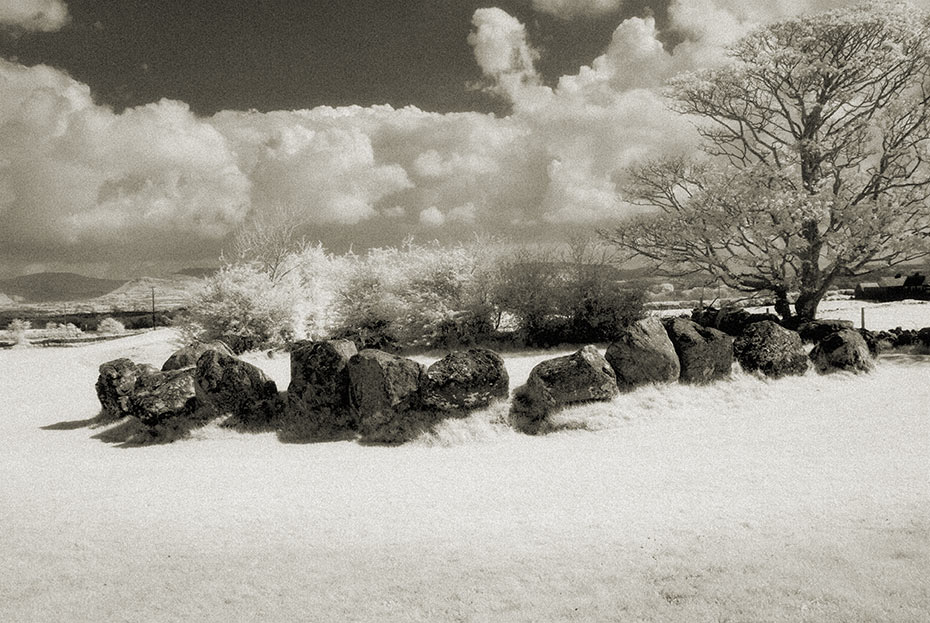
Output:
top-left (916, 327), bottom-right (930, 349)
top-left (195, 350), bottom-right (279, 422)
top-left (797, 319), bottom-right (855, 343)
top-left (858, 328), bottom-right (881, 357)
top-left (130, 367), bottom-right (198, 426)
top-left (420, 348), bottom-right (509, 412)
top-left (692, 307), bottom-right (781, 336)
top-left (286, 339), bottom-right (359, 435)
top-left (511, 345), bottom-right (619, 433)
top-left (95, 358), bottom-right (159, 419)
top-left (348, 349), bottom-right (427, 443)
top-left (810, 329), bottom-right (875, 373)
top-left (733, 321), bottom-right (809, 378)
top-left (605, 317), bottom-right (680, 390)
top-left (161, 340), bottom-right (233, 371)
top-left (663, 318), bottom-right (734, 383)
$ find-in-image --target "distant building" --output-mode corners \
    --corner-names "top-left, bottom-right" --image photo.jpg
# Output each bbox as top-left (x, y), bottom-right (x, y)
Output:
top-left (854, 272), bottom-right (930, 301)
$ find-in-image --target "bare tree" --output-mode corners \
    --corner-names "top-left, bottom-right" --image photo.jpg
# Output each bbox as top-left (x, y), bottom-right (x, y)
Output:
top-left (602, 1), bottom-right (930, 321)
top-left (229, 203), bottom-right (310, 283)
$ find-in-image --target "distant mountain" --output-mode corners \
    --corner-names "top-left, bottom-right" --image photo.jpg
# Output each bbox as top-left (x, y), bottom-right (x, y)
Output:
top-left (93, 275), bottom-right (203, 311)
top-left (0, 272), bottom-right (126, 303)
top-left (174, 267), bottom-right (218, 279)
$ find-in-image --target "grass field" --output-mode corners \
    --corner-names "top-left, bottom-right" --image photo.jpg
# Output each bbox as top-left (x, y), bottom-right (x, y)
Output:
top-left (1, 317), bottom-right (927, 622)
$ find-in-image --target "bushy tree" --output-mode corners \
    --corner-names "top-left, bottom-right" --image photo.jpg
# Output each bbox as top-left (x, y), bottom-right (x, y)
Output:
top-left (331, 241), bottom-right (498, 350)
top-left (182, 263), bottom-right (302, 353)
top-left (7, 319), bottom-right (30, 345)
top-left (97, 317), bottom-right (126, 335)
top-left (492, 241), bottom-right (645, 346)
top-left (604, 1), bottom-right (930, 321)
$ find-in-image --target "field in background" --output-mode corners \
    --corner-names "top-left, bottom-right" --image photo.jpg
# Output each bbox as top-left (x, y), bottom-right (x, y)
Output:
top-left (1, 306), bottom-right (928, 622)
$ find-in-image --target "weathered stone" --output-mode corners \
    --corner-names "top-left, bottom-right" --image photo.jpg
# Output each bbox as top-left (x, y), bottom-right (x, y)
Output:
top-left (692, 307), bottom-right (782, 336)
top-left (809, 329), bottom-right (875, 373)
top-left (95, 358), bottom-right (158, 419)
top-left (663, 317), bottom-right (733, 383)
top-left (797, 319), bottom-right (855, 343)
top-left (348, 349), bottom-right (426, 442)
top-left (605, 317), bottom-right (680, 390)
top-left (195, 350), bottom-right (279, 421)
top-left (421, 348), bottom-right (509, 412)
top-left (511, 345), bottom-right (619, 433)
top-left (733, 321), bottom-right (809, 378)
top-left (130, 367), bottom-right (198, 426)
top-left (286, 339), bottom-right (359, 434)
top-left (891, 328), bottom-right (916, 347)
top-left (161, 340), bottom-right (233, 371)
top-left (858, 328), bottom-right (881, 357)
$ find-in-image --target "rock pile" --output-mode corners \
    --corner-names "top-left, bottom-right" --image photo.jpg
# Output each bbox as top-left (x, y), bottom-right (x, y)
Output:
top-left (96, 309), bottom-right (892, 443)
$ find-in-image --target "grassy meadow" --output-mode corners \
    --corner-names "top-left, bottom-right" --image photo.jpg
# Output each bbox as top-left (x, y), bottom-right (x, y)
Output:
top-left (1, 305), bottom-right (928, 621)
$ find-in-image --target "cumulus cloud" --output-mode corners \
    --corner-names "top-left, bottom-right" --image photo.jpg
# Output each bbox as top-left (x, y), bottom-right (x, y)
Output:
top-left (2, 0), bottom-right (918, 273)
top-left (0, 59), bottom-right (249, 259)
top-left (468, 7), bottom-right (552, 110)
top-left (531, 0), bottom-right (624, 18)
top-left (0, 0), bottom-right (68, 31)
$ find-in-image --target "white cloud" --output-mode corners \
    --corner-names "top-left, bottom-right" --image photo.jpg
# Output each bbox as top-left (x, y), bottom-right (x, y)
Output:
top-left (3, 0), bottom-right (921, 271)
top-left (0, 59), bottom-right (249, 252)
top-left (531, 0), bottom-right (623, 18)
top-left (0, 0), bottom-right (68, 31)
top-left (468, 7), bottom-right (552, 110)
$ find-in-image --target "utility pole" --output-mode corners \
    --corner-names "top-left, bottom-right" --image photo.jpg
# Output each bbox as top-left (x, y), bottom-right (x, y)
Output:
top-left (151, 287), bottom-right (156, 331)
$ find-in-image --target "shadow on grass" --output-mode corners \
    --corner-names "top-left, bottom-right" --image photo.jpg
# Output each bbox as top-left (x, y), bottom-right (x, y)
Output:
top-left (90, 410), bottom-right (218, 447)
top-left (41, 408), bottom-right (131, 432)
top-left (43, 405), bottom-right (221, 448)
top-left (41, 416), bottom-right (102, 430)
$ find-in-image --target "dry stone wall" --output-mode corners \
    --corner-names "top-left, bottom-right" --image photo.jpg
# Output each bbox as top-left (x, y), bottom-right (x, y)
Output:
top-left (93, 313), bottom-right (881, 444)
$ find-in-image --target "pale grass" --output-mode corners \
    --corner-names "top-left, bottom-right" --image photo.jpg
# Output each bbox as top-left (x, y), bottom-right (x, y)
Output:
top-left (0, 328), bottom-right (927, 622)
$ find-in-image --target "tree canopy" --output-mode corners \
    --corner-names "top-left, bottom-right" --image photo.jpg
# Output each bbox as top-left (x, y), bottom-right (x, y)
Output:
top-left (603, 1), bottom-right (930, 320)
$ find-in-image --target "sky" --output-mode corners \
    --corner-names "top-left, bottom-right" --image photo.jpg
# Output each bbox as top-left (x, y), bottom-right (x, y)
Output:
top-left (0, 0), bottom-right (916, 277)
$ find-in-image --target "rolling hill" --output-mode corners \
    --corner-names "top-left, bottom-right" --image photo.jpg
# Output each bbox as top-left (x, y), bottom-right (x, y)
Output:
top-left (0, 273), bottom-right (126, 303)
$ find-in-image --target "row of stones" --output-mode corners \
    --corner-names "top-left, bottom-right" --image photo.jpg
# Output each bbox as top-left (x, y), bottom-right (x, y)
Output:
top-left (96, 316), bottom-right (872, 443)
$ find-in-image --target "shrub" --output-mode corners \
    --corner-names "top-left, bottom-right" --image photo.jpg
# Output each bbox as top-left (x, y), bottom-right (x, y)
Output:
top-left (180, 263), bottom-right (302, 353)
top-left (330, 241), bottom-right (499, 350)
top-left (8, 319), bottom-right (31, 345)
top-left (490, 243), bottom-right (646, 346)
top-left (97, 317), bottom-right (126, 335)
top-left (44, 322), bottom-right (83, 339)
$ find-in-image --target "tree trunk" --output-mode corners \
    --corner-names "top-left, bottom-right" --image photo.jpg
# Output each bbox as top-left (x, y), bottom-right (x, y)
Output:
top-left (794, 290), bottom-right (822, 322)
top-left (773, 289), bottom-right (793, 321)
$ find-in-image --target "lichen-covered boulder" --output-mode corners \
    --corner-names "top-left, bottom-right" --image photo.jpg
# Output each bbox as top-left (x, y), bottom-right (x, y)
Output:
top-left (692, 307), bottom-right (781, 336)
top-left (605, 317), bottom-right (680, 390)
top-left (421, 348), bottom-right (509, 412)
top-left (195, 350), bottom-right (279, 421)
top-left (130, 368), bottom-right (198, 426)
top-left (916, 327), bottom-right (930, 349)
top-left (733, 321), bottom-right (809, 378)
top-left (348, 349), bottom-right (426, 443)
top-left (95, 358), bottom-right (159, 419)
top-left (809, 329), bottom-right (875, 373)
top-left (286, 339), bottom-right (359, 434)
top-left (858, 328), bottom-right (881, 357)
top-left (161, 340), bottom-right (233, 371)
top-left (511, 345), bottom-right (619, 433)
top-left (797, 319), bottom-right (855, 343)
top-left (663, 318), bottom-right (733, 383)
